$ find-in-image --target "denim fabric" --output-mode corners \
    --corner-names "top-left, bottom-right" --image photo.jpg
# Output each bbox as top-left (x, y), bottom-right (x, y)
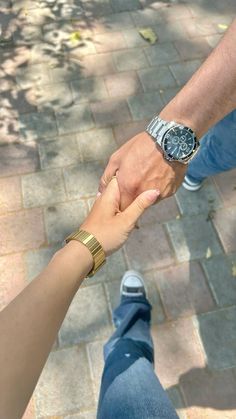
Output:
top-left (187, 110), bottom-right (236, 182)
top-left (97, 296), bottom-right (178, 419)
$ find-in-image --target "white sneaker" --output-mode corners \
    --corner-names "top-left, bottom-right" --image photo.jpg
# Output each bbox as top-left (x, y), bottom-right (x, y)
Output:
top-left (120, 270), bottom-right (147, 298)
top-left (182, 175), bottom-right (203, 192)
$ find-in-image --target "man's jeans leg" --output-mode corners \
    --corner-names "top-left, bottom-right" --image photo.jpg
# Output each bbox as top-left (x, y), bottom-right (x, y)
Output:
top-left (97, 296), bottom-right (178, 419)
top-left (187, 110), bottom-right (236, 182)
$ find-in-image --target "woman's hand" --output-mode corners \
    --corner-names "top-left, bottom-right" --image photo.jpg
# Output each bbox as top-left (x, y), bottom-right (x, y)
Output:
top-left (80, 177), bottom-right (159, 256)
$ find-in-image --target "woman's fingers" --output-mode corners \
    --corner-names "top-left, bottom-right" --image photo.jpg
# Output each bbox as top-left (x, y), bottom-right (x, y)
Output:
top-left (98, 177), bottom-right (121, 216)
top-left (123, 189), bottom-right (160, 226)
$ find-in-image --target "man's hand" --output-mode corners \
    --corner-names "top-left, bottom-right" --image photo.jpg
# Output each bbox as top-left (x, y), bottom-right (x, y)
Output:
top-left (99, 131), bottom-right (187, 210)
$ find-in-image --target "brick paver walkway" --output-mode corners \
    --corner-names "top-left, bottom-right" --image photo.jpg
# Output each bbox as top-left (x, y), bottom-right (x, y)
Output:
top-left (1, 0), bottom-right (236, 418)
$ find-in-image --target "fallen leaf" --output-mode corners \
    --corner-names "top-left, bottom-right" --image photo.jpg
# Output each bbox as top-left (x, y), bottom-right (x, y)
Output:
top-left (69, 31), bottom-right (82, 44)
top-left (218, 23), bottom-right (228, 30)
top-left (232, 263), bottom-right (236, 277)
top-left (206, 247), bottom-right (212, 259)
top-left (139, 28), bottom-right (157, 45)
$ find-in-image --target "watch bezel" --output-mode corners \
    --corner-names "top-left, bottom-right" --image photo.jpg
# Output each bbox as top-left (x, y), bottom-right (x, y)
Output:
top-left (161, 125), bottom-right (199, 164)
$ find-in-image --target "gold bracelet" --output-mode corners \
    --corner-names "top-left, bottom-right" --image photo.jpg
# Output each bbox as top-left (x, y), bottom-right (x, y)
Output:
top-left (65, 229), bottom-right (106, 277)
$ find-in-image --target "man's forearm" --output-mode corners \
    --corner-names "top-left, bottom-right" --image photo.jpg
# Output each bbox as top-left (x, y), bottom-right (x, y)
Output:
top-left (160, 18), bottom-right (236, 139)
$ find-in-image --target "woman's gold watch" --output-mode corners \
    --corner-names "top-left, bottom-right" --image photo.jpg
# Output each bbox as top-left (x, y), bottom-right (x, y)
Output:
top-left (65, 229), bottom-right (106, 277)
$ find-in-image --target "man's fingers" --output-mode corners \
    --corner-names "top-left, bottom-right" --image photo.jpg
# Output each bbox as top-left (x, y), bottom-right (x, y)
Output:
top-left (98, 163), bottom-right (118, 193)
top-left (99, 177), bottom-right (121, 216)
top-left (123, 189), bottom-right (160, 225)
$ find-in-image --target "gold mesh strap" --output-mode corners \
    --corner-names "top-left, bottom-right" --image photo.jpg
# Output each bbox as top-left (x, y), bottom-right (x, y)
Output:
top-left (65, 229), bottom-right (106, 277)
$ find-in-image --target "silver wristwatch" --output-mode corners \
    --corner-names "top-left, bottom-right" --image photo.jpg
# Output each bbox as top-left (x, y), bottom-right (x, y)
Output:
top-left (146, 116), bottom-right (200, 164)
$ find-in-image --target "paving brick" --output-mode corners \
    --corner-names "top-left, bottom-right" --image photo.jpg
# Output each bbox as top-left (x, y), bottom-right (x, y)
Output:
top-left (184, 17), bottom-right (217, 38)
top-left (77, 128), bottom-right (117, 162)
top-left (38, 135), bottom-right (81, 169)
top-left (113, 119), bottom-right (148, 146)
top-left (0, 209), bottom-right (45, 255)
top-left (0, 253), bottom-right (26, 310)
top-left (82, 0), bottom-right (112, 17)
top-left (206, 33), bottom-right (222, 48)
top-left (13, 23), bottom-right (42, 45)
top-left (104, 70), bottom-right (143, 98)
top-left (64, 410), bottom-right (97, 419)
top-left (56, 104), bottom-right (94, 135)
top-left (29, 42), bottom-right (60, 65)
top-left (180, 367), bottom-right (236, 419)
top-left (34, 346), bottom-right (94, 416)
top-left (84, 248), bottom-right (127, 286)
top-left (94, 12), bottom-right (134, 33)
top-left (174, 37), bottom-right (212, 61)
top-left (169, 59), bottom-right (202, 86)
top-left (91, 98), bottom-right (131, 127)
top-left (59, 283), bottom-right (112, 345)
top-left (124, 223), bottom-right (174, 271)
top-left (167, 386), bottom-right (186, 419)
top-left (145, 43), bottom-right (180, 66)
top-left (166, 214), bottom-right (222, 263)
top-left (127, 92), bottom-right (163, 120)
top-left (82, 53), bottom-right (116, 77)
top-left (63, 162), bottom-right (104, 199)
top-left (151, 317), bottom-right (205, 387)
top-left (49, 61), bottom-right (83, 83)
top-left (111, 0), bottom-right (141, 12)
top-left (138, 66), bottom-right (176, 91)
top-left (0, 141), bottom-right (39, 177)
top-left (87, 339), bottom-right (106, 401)
top-left (15, 63), bottom-right (51, 88)
top-left (68, 41), bottom-right (97, 59)
top-left (22, 398), bottom-right (35, 419)
top-left (213, 168), bottom-right (236, 206)
top-left (105, 273), bottom-right (165, 324)
top-left (198, 306), bottom-right (236, 369)
top-left (122, 29), bottom-right (149, 48)
top-left (131, 9), bottom-right (163, 26)
top-left (65, 412), bottom-right (96, 419)
top-left (161, 4), bottom-right (192, 21)
top-left (175, 181), bottom-right (223, 216)
top-left (45, 200), bottom-right (87, 244)
top-left (94, 31), bottom-right (126, 53)
top-left (159, 86), bottom-right (181, 106)
top-left (139, 196), bottom-right (180, 226)
top-left (22, 169), bottom-right (66, 208)
top-left (153, 20), bottom-right (188, 43)
top-left (201, 253), bottom-right (236, 307)
top-left (213, 207), bottom-right (236, 253)
top-left (1, 84), bottom-right (37, 115)
top-left (113, 48), bottom-right (148, 71)
top-left (71, 77), bottom-right (108, 103)
top-left (24, 245), bottom-right (61, 282)
top-left (154, 261), bottom-right (215, 320)
top-left (19, 111), bottom-right (58, 141)
top-left (31, 82), bottom-right (73, 112)
top-left (0, 176), bottom-right (22, 214)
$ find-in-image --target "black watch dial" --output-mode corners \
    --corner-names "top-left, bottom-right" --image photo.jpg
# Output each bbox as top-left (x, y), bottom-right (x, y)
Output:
top-left (163, 126), bottom-right (196, 161)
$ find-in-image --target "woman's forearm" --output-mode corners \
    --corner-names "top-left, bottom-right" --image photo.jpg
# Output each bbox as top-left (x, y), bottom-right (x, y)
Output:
top-left (160, 18), bottom-right (236, 138)
top-left (0, 241), bottom-right (93, 419)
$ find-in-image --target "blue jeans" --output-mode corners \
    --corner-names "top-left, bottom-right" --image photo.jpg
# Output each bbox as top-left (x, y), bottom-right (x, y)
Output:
top-left (187, 110), bottom-right (236, 182)
top-left (97, 296), bottom-right (178, 419)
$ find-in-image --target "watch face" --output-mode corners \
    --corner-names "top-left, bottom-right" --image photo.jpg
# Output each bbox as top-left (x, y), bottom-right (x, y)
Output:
top-left (163, 126), bottom-right (196, 161)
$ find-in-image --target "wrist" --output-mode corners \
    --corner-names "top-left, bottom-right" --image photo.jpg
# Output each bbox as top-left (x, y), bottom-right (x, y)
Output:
top-left (52, 240), bottom-right (93, 286)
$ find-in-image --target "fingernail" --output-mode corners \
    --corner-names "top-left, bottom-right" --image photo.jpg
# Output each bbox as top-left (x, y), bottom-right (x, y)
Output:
top-left (146, 189), bottom-right (160, 202)
top-left (96, 192), bottom-right (102, 197)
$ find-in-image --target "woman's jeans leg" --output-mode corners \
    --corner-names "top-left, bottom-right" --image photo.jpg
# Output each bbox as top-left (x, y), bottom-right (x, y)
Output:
top-left (187, 110), bottom-right (236, 182)
top-left (97, 296), bottom-right (178, 419)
